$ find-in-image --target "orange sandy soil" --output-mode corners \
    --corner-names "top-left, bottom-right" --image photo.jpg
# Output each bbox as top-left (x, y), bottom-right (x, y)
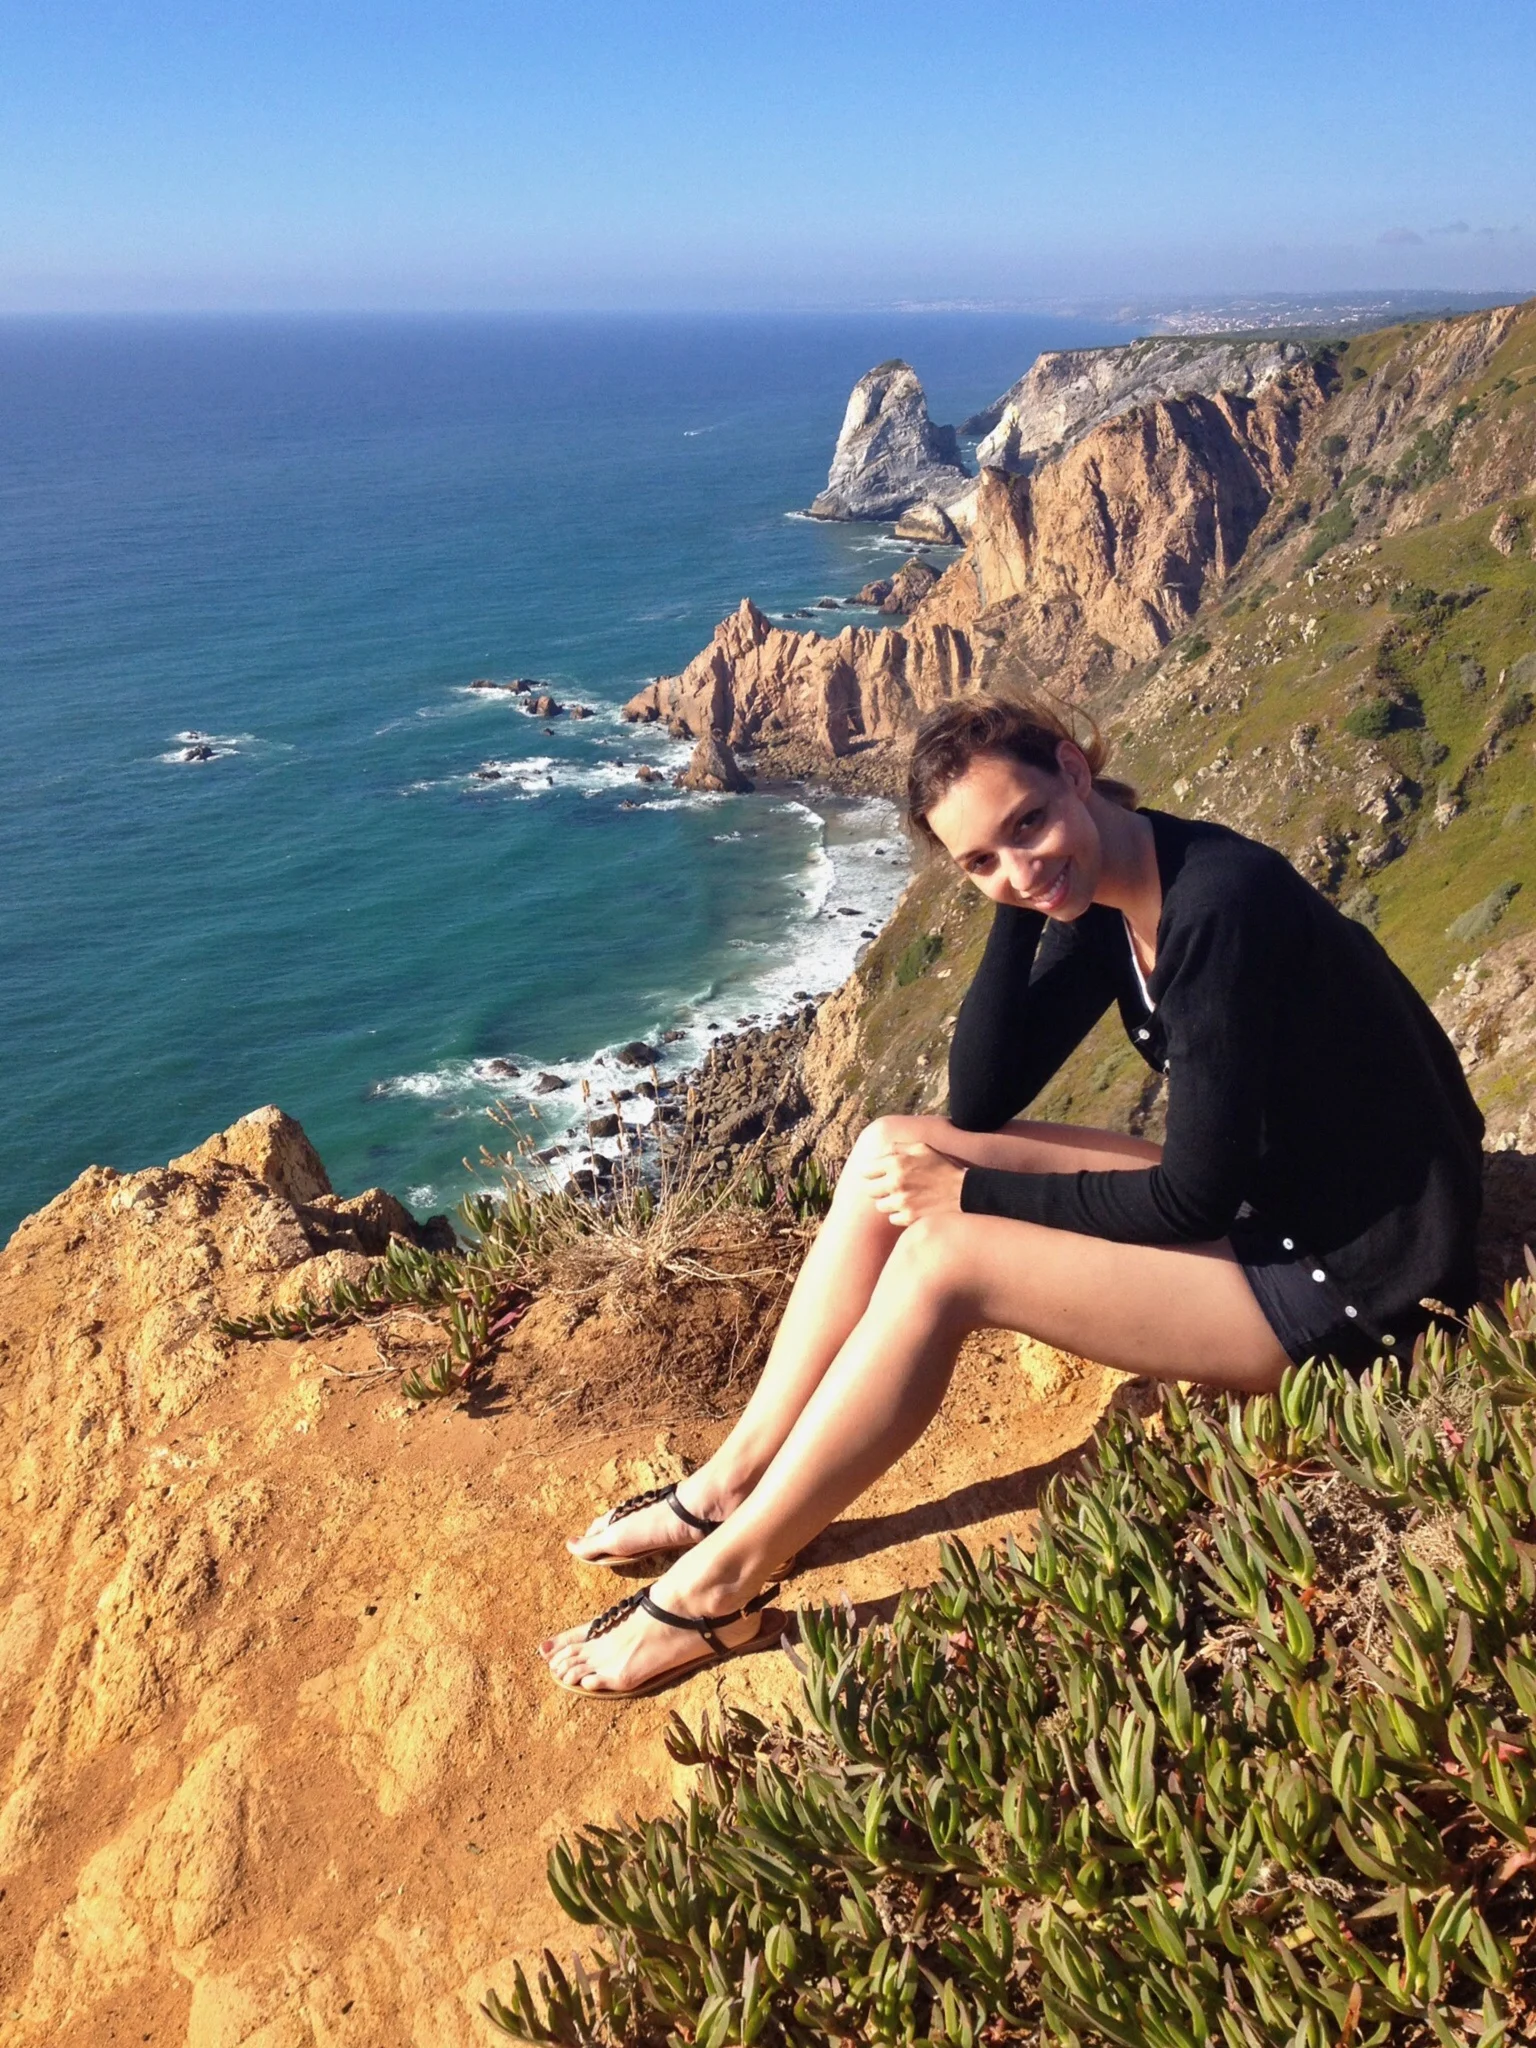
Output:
top-left (0, 1115), bottom-right (1123, 2048)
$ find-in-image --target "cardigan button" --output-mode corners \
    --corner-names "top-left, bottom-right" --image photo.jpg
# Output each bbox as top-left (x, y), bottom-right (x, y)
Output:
top-left (1311, 1268), bottom-right (1326, 1283)
top-left (1381, 1334), bottom-right (1397, 1347)
top-left (1136, 1028), bottom-right (1150, 1041)
top-left (1281, 1237), bottom-right (1294, 1250)
top-left (1344, 1306), bottom-right (1358, 1318)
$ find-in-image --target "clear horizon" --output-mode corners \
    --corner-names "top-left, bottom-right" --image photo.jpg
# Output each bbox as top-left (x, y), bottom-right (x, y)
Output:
top-left (2, 1), bottom-right (1533, 314)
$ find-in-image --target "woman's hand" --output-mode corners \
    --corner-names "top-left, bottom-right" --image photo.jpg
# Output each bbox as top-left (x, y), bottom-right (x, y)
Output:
top-left (860, 1139), bottom-right (967, 1228)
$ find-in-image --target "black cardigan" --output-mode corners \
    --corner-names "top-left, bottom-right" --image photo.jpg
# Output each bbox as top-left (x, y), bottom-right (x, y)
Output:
top-left (949, 809), bottom-right (1484, 1332)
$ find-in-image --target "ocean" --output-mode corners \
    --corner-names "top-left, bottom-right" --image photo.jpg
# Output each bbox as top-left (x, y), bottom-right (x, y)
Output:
top-left (0, 312), bottom-right (1130, 1237)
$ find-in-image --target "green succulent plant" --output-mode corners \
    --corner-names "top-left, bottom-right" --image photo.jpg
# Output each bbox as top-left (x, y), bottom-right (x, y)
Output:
top-left (486, 1265), bottom-right (1536, 2048)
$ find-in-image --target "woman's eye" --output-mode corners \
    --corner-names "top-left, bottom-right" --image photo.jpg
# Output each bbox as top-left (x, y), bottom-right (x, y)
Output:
top-left (1012, 810), bottom-right (1044, 840)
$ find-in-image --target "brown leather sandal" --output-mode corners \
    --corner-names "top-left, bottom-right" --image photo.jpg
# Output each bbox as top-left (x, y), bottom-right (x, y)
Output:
top-left (572, 1481), bottom-right (720, 1569)
top-left (554, 1582), bottom-right (783, 1698)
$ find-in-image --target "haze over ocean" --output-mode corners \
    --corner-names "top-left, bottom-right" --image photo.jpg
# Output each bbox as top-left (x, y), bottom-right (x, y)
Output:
top-left (0, 312), bottom-right (1130, 1236)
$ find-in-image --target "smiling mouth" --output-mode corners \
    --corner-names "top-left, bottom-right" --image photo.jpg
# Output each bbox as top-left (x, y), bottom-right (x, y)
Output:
top-left (1026, 862), bottom-right (1072, 913)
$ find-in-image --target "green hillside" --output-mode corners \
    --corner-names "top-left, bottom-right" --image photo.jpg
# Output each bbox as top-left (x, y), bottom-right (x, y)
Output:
top-left (822, 302), bottom-right (1536, 1157)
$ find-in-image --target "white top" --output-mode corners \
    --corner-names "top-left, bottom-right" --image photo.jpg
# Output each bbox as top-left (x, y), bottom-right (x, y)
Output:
top-left (1124, 915), bottom-right (1155, 1012)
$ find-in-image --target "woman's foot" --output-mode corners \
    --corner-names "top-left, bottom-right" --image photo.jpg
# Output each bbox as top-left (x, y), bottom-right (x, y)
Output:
top-left (565, 1474), bottom-right (729, 1567)
top-left (541, 1580), bottom-right (777, 1695)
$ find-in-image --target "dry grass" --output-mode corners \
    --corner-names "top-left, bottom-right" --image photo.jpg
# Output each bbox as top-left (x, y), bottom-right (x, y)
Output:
top-left (463, 1090), bottom-right (815, 1430)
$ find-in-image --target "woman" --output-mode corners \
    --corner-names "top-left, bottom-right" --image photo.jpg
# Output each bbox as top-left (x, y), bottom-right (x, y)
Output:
top-left (542, 692), bottom-right (1484, 1696)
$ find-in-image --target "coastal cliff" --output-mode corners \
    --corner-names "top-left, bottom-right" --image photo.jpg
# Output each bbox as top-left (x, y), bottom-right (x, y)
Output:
top-left (963, 333), bottom-right (1311, 472)
top-left (621, 596), bottom-right (974, 755)
top-left (915, 366), bottom-right (1327, 690)
top-left (623, 356), bottom-right (1327, 745)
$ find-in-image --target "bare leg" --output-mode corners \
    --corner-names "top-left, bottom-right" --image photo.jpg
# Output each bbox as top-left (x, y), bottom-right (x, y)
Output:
top-left (546, 1207), bottom-right (1288, 1692)
top-left (566, 1113), bottom-right (1161, 1562)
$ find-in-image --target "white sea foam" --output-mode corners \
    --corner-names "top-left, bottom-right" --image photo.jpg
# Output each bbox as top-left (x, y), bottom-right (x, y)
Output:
top-left (637, 791), bottom-right (731, 812)
top-left (460, 731), bottom-right (693, 802)
top-left (158, 729), bottom-right (266, 763)
top-left (371, 788), bottom-right (907, 1185)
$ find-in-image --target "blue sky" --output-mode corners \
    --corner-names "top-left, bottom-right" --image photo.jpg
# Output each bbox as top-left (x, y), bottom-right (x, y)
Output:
top-left (2, 0), bottom-right (1532, 311)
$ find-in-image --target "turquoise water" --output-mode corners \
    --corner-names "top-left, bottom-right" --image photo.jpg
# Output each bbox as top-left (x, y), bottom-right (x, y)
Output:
top-left (0, 313), bottom-right (1129, 1235)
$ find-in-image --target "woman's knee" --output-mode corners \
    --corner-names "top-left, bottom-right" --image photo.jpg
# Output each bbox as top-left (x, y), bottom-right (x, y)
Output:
top-left (837, 1117), bottom-right (931, 1218)
top-left (844, 1113), bottom-right (951, 1175)
top-left (879, 1213), bottom-right (978, 1324)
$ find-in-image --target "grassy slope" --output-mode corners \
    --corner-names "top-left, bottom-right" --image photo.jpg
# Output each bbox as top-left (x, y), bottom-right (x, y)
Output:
top-left (832, 303), bottom-right (1536, 1148)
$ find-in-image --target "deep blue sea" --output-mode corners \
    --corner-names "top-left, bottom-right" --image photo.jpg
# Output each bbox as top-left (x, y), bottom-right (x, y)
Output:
top-left (0, 312), bottom-right (1130, 1236)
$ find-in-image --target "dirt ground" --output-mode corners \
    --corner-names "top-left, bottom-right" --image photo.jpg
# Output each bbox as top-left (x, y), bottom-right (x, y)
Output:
top-left (0, 1114), bottom-right (1124, 2048)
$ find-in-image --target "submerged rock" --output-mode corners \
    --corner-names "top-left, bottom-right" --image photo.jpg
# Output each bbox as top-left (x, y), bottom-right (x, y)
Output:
top-left (807, 360), bottom-right (971, 521)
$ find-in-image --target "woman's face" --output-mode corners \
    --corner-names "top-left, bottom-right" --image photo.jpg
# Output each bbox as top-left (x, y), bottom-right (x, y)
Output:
top-left (925, 744), bottom-right (1102, 917)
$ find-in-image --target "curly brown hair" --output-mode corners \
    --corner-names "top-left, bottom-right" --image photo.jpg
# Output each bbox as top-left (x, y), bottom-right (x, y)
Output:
top-left (906, 689), bottom-right (1137, 845)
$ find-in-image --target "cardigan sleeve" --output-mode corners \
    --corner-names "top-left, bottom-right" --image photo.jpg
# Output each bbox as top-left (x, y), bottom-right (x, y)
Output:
top-left (947, 905), bottom-right (1120, 1131)
top-left (959, 884), bottom-right (1282, 1242)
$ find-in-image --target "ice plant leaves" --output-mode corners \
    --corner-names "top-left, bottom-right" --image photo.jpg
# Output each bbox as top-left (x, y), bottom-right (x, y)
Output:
top-left (488, 1273), bottom-right (1536, 2046)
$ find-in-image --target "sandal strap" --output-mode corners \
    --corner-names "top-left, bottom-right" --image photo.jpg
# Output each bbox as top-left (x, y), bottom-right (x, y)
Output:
top-left (639, 1584), bottom-right (779, 1634)
top-left (602, 1483), bottom-right (677, 1528)
top-left (576, 1583), bottom-right (782, 1669)
top-left (582, 1588), bottom-right (647, 1642)
top-left (601, 1481), bottom-right (720, 1538)
top-left (661, 1484), bottom-right (720, 1535)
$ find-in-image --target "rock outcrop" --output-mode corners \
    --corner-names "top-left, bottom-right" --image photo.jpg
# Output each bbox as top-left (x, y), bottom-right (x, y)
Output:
top-left (808, 361), bottom-right (971, 520)
top-left (894, 499), bottom-right (963, 545)
top-left (963, 335), bottom-right (1311, 474)
top-left (880, 555), bottom-right (941, 614)
top-left (628, 362), bottom-right (1323, 752)
top-left (622, 597), bottom-right (975, 757)
top-left (0, 1108), bottom-right (1130, 2045)
top-left (675, 730), bottom-right (753, 792)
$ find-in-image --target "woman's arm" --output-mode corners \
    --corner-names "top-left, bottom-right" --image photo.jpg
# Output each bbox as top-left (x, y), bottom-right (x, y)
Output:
top-left (958, 891), bottom-right (1279, 1240)
top-left (947, 905), bottom-right (1120, 1130)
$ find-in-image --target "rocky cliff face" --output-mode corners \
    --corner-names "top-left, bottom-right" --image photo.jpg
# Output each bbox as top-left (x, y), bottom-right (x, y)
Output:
top-left (916, 367), bottom-right (1326, 691)
top-left (807, 360), bottom-right (971, 520)
top-left (622, 596), bottom-right (975, 756)
top-left (964, 334), bottom-right (1311, 473)
top-left (629, 361), bottom-right (1325, 750)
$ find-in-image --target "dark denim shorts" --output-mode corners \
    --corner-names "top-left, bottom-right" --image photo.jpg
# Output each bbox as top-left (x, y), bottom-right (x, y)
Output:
top-left (1229, 1216), bottom-right (1432, 1372)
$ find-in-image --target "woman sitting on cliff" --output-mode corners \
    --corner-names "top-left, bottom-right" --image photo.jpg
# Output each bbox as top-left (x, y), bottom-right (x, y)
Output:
top-left (542, 690), bottom-right (1484, 1696)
